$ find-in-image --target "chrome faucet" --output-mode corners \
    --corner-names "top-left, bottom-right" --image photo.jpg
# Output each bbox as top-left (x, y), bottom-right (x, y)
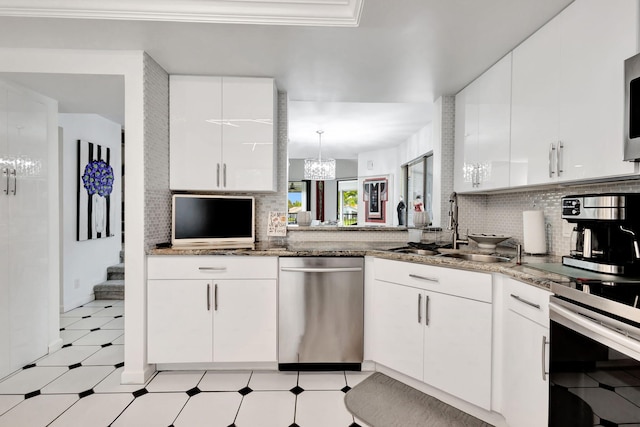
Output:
top-left (448, 192), bottom-right (468, 249)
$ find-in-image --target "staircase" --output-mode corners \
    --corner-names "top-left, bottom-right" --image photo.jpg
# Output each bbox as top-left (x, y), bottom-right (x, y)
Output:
top-left (94, 250), bottom-right (124, 300)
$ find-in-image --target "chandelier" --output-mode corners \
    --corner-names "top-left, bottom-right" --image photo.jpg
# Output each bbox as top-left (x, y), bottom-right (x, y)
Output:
top-left (303, 130), bottom-right (336, 181)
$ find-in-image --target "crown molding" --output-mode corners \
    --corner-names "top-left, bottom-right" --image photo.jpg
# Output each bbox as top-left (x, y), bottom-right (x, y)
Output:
top-left (0, 0), bottom-right (364, 26)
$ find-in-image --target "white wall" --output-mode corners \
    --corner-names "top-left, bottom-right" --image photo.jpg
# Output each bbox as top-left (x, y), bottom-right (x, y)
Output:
top-left (59, 114), bottom-right (122, 312)
top-left (0, 48), bottom-right (149, 384)
top-left (357, 146), bottom-right (399, 226)
top-left (397, 123), bottom-right (433, 166)
top-left (356, 122), bottom-right (435, 227)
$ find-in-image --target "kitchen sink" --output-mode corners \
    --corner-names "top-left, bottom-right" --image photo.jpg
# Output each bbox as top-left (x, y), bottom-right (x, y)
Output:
top-left (390, 248), bottom-right (437, 256)
top-left (438, 253), bottom-right (512, 263)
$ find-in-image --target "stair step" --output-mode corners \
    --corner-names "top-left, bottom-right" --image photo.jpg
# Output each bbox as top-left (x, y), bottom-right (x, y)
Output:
top-left (107, 263), bottom-right (125, 280)
top-left (94, 280), bottom-right (124, 300)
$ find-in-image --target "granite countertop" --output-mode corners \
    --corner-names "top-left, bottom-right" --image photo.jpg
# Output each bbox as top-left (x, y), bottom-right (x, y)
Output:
top-left (148, 242), bottom-right (566, 291)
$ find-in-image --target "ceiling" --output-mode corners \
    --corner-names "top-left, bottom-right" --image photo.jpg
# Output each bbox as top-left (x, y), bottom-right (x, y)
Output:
top-left (0, 0), bottom-right (574, 158)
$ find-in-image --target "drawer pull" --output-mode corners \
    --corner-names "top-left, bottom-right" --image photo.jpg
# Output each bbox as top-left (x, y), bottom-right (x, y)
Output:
top-left (199, 267), bottom-right (227, 272)
top-left (510, 294), bottom-right (541, 310)
top-left (409, 274), bottom-right (439, 283)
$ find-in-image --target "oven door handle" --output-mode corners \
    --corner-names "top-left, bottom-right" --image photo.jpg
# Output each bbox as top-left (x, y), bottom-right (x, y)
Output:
top-left (550, 301), bottom-right (640, 360)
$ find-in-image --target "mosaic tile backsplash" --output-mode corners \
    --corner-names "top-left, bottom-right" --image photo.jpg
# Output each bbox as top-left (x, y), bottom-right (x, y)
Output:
top-left (456, 179), bottom-right (640, 256)
top-left (143, 54), bottom-right (171, 251)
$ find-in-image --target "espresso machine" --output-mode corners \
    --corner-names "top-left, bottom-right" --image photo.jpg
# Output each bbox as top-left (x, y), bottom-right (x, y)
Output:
top-left (562, 194), bottom-right (640, 275)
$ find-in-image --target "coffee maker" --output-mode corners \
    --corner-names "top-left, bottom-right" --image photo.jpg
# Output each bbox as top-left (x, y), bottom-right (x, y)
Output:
top-left (562, 194), bottom-right (640, 275)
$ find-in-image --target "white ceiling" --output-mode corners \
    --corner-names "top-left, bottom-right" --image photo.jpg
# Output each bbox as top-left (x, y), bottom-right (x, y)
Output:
top-left (0, 0), bottom-right (574, 158)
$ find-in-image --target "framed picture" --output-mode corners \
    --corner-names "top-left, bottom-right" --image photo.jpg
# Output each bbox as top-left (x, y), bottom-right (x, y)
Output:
top-left (77, 139), bottom-right (115, 241)
top-left (363, 177), bottom-right (388, 223)
top-left (267, 211), bottom-right (288, 237)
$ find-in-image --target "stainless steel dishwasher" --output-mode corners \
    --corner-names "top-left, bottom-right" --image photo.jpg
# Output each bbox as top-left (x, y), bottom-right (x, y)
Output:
top-left (278, 257), bottom-right (364, 370)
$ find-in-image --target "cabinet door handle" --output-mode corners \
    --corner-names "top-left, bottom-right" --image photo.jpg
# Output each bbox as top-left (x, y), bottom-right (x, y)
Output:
top-left (217, 163), bottom-right (220, 187)
top-left (510, 294), bottom-right (541, 310)
top-left (409, 274), bottom-right (439, 283)
top-left (471, 164), bottom-right (476, 187)
top-left (207, 284), bottom-right (211, 311)
top-left (418, 293), bottom-right (422, 324)
top-left (214, 283), bottom-right (218, 311)
top-left (556, 141), bottom-right (563, 177)
top-left (425, 294), bottom-right (430, 326)
top-left (541, 335), bottom-right (549, 381)
top-left (475, 164), bottom-right (480, 187)
top-left (223, 163), bottom-right (227, 187)
top-left (9, 169), bottom-right (16, 195)
top-left (198, 267), bottom-right (227, 272)
top-left (2, 168), bottom-right (8, 195)
top-left (471, 164), bottom-right (477, 187)
top-left (549, 142), bottom-right (556, 177)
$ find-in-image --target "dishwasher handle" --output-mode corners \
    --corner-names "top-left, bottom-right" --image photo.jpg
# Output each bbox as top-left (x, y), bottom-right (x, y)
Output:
top-left (280, 267), bottom-right (363, 273)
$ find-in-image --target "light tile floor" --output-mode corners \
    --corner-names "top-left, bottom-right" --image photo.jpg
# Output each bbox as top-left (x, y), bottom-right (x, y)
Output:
top-left (0, 300), bottom-right (373, 426)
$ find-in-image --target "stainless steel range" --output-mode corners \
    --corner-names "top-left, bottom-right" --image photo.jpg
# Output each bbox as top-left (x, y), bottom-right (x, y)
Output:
top-left (536, 193), bottom-right (640, 426)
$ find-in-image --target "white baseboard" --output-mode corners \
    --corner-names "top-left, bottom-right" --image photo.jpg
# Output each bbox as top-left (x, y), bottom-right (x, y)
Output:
top-left (361, 360), bottom-right (376, 371)
top-left (61, 293), bottom-right (95, 313)
top-left (155, 362), bottom-right (278, 371)
top-left (121, 364), bottom-right (156, 385)
top-left (48, 338), bottom-right (63, 354)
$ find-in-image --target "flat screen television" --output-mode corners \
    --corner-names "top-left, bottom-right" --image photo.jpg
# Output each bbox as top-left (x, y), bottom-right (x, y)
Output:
top-left (171, 194), bottom-right (255, 248)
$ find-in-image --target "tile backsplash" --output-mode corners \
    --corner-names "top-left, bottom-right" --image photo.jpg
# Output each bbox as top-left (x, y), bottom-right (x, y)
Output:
top-left (456, 178), bottom-right (640, 256)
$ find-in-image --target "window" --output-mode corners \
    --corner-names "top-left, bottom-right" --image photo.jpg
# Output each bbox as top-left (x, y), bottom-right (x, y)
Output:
top-left (337, 179), bottom-right (358, 226)
top-left (402, 155), bottom-right (433, 227)
top-left (287, 181), bottom-right (311, 224)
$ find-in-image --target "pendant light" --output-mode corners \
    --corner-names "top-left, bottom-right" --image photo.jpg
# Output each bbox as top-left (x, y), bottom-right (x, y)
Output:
top-left (303, 130), bottom-right (336, 181)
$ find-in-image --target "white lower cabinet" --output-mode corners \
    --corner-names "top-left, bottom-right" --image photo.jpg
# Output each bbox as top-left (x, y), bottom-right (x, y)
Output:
top-left (423, 290), bottom-right (492, 410)
top-left (147, 256), bottom-right (277, 364)
top-left (372, 258), bottom-right (493, 410)
top-left (373, 279), bottom-right (425, 380)
top-left (212, 280), bottom-right (276, 363)
top-left (148, 280), bottom-right (213, 363)
top-left (501, 277), bottom-right (551, 427)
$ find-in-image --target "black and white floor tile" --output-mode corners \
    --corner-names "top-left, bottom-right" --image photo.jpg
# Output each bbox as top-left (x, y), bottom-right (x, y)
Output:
top-left (0, 300), bottom-right (373, 426)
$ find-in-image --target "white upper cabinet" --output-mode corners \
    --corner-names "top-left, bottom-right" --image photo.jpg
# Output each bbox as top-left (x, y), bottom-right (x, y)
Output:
top-left (454, 83), bottom-right (477, 193)
top-left (454, 54), bottom-right (511, 192)
top-left (510, 13), bottom-right (561, 186)
top-left (221, 78), bottom-right (277, 192)
top-left (170, 76), bottom-right (223, 191)
top-left (170, 75), bottom-right (277, 192)
top-left (510, 0), bottom-right (637, 186)
top-left (556, 0), bottom-right (637, 182)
